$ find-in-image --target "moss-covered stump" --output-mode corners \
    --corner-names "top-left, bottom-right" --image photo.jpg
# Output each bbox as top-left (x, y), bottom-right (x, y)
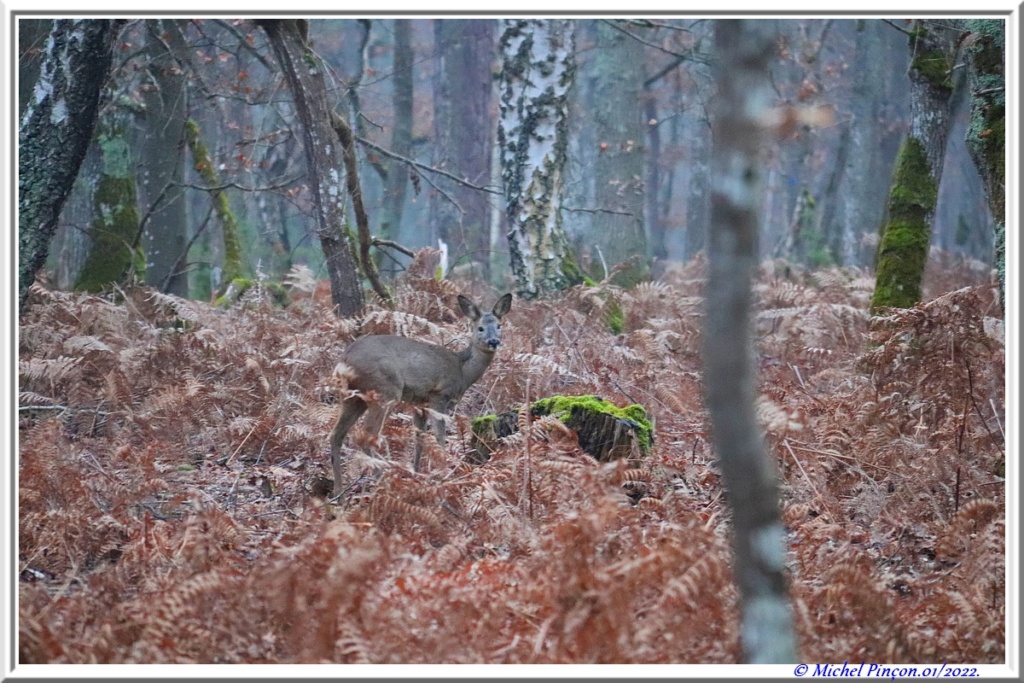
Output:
top-left (468, 412), bottom-right (520, 464)
top-left (469, 395), bottom-right (653, 464)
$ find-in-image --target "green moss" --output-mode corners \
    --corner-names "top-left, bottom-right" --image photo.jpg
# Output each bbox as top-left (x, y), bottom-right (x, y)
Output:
top-left (76, 180), bottom-right (139, 292)
top-left (471, 414), bottom-right (498, 432)
top-left (605, 296), bottom-right (624, 335)
top-left (966, 89), bottom-right (1005, 207)
top-left (185, 119), bottom-right (244, 283)
top-left (872, 220), bottom-right (930, 309)
top-left (215, 277), bottom-right (254, 307)
top-left (887, 137), bottom-right (938, 220)
top-left (531, 394), bottom-right (653, 451)
top-left (265, 280), bottom-right (290, 307)
top-left (872, 136), bottom-right (938, 311)
top-left (559, 251), bottom-right (587, 287)
top-left (911, 50), bottom-right (953, 90)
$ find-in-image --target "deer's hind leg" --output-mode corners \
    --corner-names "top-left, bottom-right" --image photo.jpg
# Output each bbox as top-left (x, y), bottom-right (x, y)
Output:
top-left (357, 400), bottom-right (395, 459)
top-left (331, 395), bottom-right (368, 497)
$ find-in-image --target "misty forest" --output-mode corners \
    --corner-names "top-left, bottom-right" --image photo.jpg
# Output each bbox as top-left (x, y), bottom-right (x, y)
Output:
top-left (17, 18), bottom-right (1005, 664)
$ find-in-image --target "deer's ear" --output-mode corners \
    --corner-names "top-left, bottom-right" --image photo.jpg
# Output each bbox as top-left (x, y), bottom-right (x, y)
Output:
top-left (458, 295), bottom-right (481, 320)
top-left (493, 293), bottom-right (512, 318)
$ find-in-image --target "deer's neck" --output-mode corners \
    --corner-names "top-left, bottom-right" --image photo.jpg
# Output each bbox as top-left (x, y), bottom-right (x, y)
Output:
top-left (457, 344), bottom-right (495, 392)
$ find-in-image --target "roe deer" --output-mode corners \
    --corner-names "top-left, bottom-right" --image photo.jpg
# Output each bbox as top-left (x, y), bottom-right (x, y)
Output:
top-left (329, 293), bottom-right (513, 497)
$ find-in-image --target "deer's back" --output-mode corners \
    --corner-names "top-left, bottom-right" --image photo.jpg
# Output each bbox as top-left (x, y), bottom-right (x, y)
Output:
top-left (343, 335), bottom-right (463, 402)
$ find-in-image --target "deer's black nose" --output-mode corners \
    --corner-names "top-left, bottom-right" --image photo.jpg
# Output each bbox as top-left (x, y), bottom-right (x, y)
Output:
top-left (487, 339), bottom-right (501, 349)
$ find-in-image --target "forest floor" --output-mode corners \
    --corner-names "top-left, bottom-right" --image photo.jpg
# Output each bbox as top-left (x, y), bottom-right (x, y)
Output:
top-left (17, 251), bottom-right (1005, 664)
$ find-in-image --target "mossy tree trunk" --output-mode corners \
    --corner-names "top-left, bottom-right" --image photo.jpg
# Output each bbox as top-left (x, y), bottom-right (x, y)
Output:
top-left (19, 19), bottom-right (123, 315)
top-left (871, 19), bottom-right (960, 311)
top-left (963, 19), bottom-right (1005, 309)
top-left (498, 19), bottom-right (584, 298)
top-left (258, 19), bottom-right (364, 317)
top-left (184, 119), bottom-right (244, 287)
top-left (706, 19), bottom-right (798, 664)
top-left (74, 105), bottom-right (140, 292)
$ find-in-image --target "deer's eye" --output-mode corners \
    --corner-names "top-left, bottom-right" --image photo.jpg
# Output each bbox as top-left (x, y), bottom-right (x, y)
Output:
top-left (478, 326), bottom-right (484, 332)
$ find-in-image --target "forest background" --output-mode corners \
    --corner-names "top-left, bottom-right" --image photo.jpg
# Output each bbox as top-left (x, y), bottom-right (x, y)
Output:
top-left (10, 12), bottom-right (1014, 669)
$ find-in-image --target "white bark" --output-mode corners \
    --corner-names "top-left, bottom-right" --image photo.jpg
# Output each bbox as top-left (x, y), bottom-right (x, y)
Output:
top-left (498, 19), bottom-right (578, 297)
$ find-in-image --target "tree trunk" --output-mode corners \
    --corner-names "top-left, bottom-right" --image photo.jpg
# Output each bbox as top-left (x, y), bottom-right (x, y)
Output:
top-left (430, 19), bottom-right (495, 276)
top-left (683, 67), bottom-right (712, 260)
top-left (819, 118), bottom-right (852, 265)
top-left (259, 19), bottom-right (364, 317)
top-left (591, 20), bottom-right (648, 284)
top-left (75, 104), bottom-right (139, 292)
top-left (963, 19), bottom-right (1005, 308)
top-left (872, 20), bottom-right (960, 310)
top-left (138, 19), bottom-right (190, 297)
top-left (841, 21), bottom-right (890, 267)
top-left (498, 19), bottom-right (582, 298)
top-left (184, 119), bottom-right (244, 286)
top-left (380, 20), bottom-right (413, 246)
top-left (18, 20), bottom-right (52, 120)
top-left (705, 19), bottom-right (798, 664)
top-left (644, 93), bottom-right (665, 264)
top-left (19, 19), bottom-right (122, 314)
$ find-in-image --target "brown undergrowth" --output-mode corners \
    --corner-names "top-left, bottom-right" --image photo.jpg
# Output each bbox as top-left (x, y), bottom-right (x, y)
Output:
top-left (17, 251), bottom-right (1005, 664)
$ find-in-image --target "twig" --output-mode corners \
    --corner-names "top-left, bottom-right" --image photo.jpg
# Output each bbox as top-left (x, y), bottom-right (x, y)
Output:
top-left (599, 19), bottom-right (701, 62)
top-left (179, 175), bottom-right (302, 194)
top-left (882, 19), bottom-right (914, 37)
top-left (370, 237), bottom-right (416, 258)
top-left (227, 420), bottom-right (260, 464)
top-left (781, 438), bottom-right (834, 519)
top-left (212, 19), bottom-right (276, 72)
top-left (964, 360), bottom-right (996, 439)
top-left (355, 135), bottom-right (501, 195)
top-left (562, 205), bottom-right (634, 217)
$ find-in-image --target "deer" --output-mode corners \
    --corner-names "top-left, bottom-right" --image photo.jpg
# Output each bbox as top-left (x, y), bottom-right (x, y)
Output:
top-left (329, 293), bottom-right (513, 497)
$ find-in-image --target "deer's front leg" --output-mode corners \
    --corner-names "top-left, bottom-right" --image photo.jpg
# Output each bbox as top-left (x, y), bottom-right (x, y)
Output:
top-left (412, 409), bottom-right (430, 472)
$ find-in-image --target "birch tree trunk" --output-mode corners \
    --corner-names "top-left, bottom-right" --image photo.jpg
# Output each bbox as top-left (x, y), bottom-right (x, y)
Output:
top-left (498, 19), bottom-right (583, 298)
top-left (19, 19), bottom-right (123, 314)
top-left (259, 19), bottom-right (364, 317)
top-left (705, 19), bottom-right (798, 664)
top-left (872, 19), bottom-right (960, 310)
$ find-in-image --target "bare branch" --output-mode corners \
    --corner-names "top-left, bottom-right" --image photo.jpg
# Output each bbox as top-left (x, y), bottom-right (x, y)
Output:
top-left (370, 237), bottom-right (416, 258)
top-left (882, 19), bottom-right (915, 37)
top-left (600, 19), bottom-right (708, 64)
top-left (355, 135), bottom-right (500, 195)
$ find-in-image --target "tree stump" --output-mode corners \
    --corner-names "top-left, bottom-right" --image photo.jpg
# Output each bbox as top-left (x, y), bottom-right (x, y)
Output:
top-left (470, 395), bottom-right (652, 464)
